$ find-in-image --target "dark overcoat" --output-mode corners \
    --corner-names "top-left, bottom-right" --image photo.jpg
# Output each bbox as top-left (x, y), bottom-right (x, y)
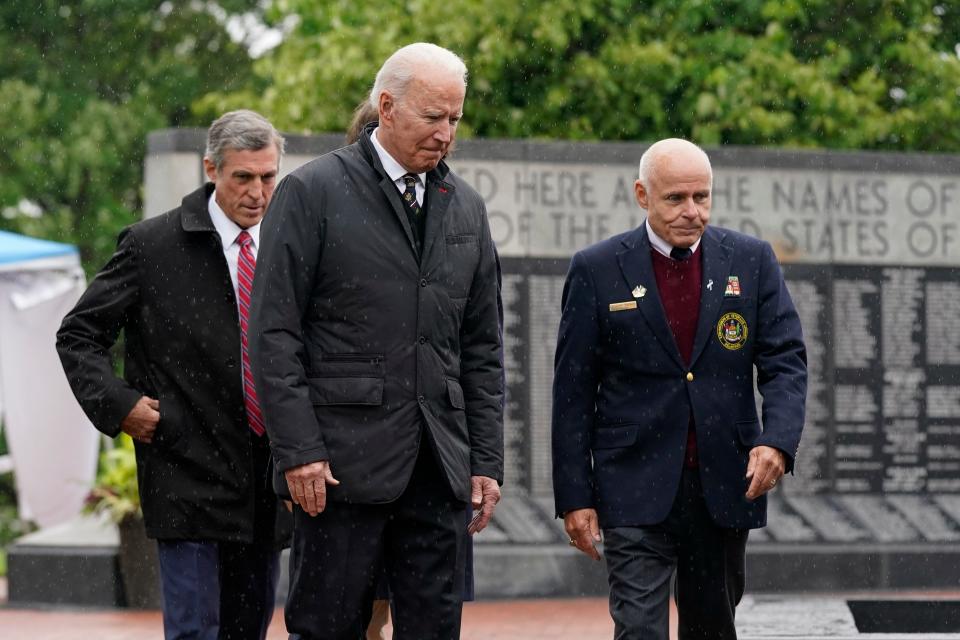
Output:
top-left (552, 224), bottom-right (807, 530)
top-left (249, 127), bottom-right (504, 503)
top-left (57, 184), bottom-right (269, 541)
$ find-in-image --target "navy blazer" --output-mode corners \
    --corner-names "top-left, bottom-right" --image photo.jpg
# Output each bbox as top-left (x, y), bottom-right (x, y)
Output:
top-left (551, 224), bottom-right (807, 529)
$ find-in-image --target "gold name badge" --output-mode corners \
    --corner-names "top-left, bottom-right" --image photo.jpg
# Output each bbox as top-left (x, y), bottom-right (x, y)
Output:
top-left (609, 301), bottom-right (638, 312)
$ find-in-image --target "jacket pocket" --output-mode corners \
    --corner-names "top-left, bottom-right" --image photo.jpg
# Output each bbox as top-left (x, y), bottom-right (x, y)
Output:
top-left (153, 393), bottom-right (183, 450)
top-left (308, 376), bottom-right (384, 406)
top-left (320, 353), bottom-right (383, 365)
top-left (310, 353), bottom-right (385, 378)
top-left (592, 424), bottom-right (639, 449)
top-left (721, 296), bottom-right (753, 308)
top-left (446, 378), bottom-right (465, 410)
top-left (736, 419), bottom-right (761, 446)
top-left (440, 235), bottom-right (480, 298)
top-left (446, 233), bottom-right (477, 245)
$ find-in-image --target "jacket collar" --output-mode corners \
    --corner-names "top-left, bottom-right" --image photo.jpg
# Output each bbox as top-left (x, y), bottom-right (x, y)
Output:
top-left (180, 183), bottom-right (217, 233)
top-left (689, 227), bottom-right (734, 365)
top-left (616, 224), bottom-right (684, 368)
top-left (357, 122), bottom-right (451, 183)
top-left (356, 124), bottom-right (455, 262)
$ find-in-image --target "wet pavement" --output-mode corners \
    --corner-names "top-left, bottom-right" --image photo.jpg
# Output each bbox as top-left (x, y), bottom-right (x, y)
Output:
top-left (4, 598), bottom-right (616, 640)
top-left (2, 593), bottom-right (960, 639)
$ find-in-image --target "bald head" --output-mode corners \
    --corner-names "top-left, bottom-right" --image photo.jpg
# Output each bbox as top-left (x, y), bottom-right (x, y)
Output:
top-left (634, 138), bottom-right (713, 249)
top-left (638, 138), bottom-right (712, 189)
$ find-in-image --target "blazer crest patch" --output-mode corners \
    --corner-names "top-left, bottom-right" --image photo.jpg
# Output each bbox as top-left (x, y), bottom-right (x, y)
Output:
top-left (717, 312), bottom-right (748, 350)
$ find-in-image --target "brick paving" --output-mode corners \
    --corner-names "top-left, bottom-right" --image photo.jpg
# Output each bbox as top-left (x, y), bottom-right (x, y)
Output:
top-left (3, 594), bottom-right (959, 639)
top-left (0, 598), bottom-right (676, 640)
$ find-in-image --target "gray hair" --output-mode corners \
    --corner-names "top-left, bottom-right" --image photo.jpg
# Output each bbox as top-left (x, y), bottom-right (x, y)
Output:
top-left (638, 138), bottom-right (712, 187)
top-left (205, 109), bottom-right (285, 171)
top-left (368, 42), bottom-right (467, 109)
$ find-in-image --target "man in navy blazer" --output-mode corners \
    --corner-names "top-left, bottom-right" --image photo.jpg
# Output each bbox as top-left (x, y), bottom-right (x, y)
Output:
top-left (552, 138), bottom-right (807, 639)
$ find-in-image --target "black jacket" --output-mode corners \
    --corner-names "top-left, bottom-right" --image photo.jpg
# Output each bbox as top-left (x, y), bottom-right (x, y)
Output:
top-left (57, 184), bottom-right (275, 542)
top-left (250, 127), bottom-right (504, 503)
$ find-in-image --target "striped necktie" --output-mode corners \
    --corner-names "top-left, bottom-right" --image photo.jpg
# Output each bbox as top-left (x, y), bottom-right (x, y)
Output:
top-left (401, 173), bottom-right (425, 254)
top-left (402, 173), bottom-right (421, 216)
top-left (236, 230), bottom-right (266, 436)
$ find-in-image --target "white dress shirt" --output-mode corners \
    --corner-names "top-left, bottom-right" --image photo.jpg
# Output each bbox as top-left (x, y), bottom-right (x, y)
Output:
top-left (646, 219), bottom-right (701, 258)
top-left (208, 192), bottom-right (261, 308)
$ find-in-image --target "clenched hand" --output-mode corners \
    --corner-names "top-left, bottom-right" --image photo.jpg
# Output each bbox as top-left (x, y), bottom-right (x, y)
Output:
top-left (121, 396), bottom-right (160, 443)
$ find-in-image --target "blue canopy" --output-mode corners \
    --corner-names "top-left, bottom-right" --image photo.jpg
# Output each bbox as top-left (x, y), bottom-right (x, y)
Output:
top-left (0, 230), bottom-right (77, 266)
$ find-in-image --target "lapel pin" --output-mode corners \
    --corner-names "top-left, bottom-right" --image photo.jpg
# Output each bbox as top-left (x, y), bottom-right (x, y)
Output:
top-left (724, 276), bottom-right (741, 297)
top-left (632, 285), bottom-right (646, 299)
top-left (707, 279), bottom-right (714, 291)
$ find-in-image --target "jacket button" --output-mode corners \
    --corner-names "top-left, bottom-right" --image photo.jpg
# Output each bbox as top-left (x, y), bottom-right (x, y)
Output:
top-left (420, 279), bottom-right (427, 287)
top-left (226, 357), bottom-right (237, 368)
top-left (418, 336), bottom-right (426, 344)
top-left (685, 372), bottom-right (694, 382)
top-left (417, 395), bottom-right (425, 404)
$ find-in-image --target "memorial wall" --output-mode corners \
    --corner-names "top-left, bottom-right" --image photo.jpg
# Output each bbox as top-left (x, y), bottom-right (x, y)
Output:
top-left (147, 131), bottom-right (960, 550)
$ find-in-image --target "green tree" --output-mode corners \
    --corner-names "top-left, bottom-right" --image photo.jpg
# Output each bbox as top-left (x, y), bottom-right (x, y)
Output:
top-left (215, 0), bottom-right (960, 150)
top-left (0, 1), bottom-right (258, 270)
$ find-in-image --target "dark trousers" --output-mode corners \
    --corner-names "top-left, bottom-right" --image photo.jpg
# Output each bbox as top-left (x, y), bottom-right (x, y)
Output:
top-left (371, 507), bottom-right (475, 602)
top-left (603, 468), bottom-right (748, 640)
top-left (157, 434), bottom-right (280, 640)
top-left (285, 443), bottom-right (467, 640)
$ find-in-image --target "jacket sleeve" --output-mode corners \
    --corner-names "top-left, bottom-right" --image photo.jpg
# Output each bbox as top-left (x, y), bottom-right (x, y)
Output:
top-left (249, 174), bottom-right (329, 472)
top-left (551, 251), bottom-right (600, 517)
top-left (55, 227), bottom-right (144, 437)
top-left (753, 241), bottom-right (808, 472)
top-left (459, 203), bottom-right (505, 483)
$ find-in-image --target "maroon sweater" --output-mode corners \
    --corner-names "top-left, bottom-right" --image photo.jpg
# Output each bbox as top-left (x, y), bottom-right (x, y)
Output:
top-left (651, 248), bottom-right (702, 468)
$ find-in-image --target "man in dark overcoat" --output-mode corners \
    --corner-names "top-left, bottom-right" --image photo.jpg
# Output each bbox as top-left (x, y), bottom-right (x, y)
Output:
top-left (552, 138), bottom-right (808, 639)
top-left (57, 110), bottom-right (287, 640)
top-left (248, 43), bottom-right (504, 640)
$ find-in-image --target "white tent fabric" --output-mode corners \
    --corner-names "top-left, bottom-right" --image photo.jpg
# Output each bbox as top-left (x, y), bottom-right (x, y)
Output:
top-left (0, 231), bottom-right (99, 527)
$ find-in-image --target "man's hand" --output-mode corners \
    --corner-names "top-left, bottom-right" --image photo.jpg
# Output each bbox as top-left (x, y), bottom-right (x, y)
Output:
top-left (121, 396), bottom-right (160, 443)
top-left (564, 508), bottom-right (602, 561)
top-left (468, 475), bottom-right (501, 534)
top-left (745, 445), bottom-right (786, 501)
top-left (285, 461), bottom-right (340, 517)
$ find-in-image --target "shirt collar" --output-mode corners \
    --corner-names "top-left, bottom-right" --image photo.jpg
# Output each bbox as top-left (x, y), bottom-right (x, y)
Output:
top-left (371, 127), bottom-right (426, 186)
top-left (208, 191), bottom-right (261, 248)
top-left (645, 219), bottom-right (701, 258)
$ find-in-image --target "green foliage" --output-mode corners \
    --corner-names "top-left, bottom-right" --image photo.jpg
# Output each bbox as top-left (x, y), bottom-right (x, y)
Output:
top-left (0, 483), bottom-right (35, 576)
top-left (0, 1), bottom-right (257, 272)
top-left (211, 0), bottom-right (960, 151)
top-left (86, 434), bottom-right (141, 524)
top-left (6, 1), bottom-right (960, 279)
top-left (0, 427), bottom-right (37, 575)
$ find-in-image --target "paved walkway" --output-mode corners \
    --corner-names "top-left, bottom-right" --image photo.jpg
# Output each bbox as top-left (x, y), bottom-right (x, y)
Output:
top-left (2, 594), bottom-right (959, 639)
top-left (0, 599), bottom-right (620, 640)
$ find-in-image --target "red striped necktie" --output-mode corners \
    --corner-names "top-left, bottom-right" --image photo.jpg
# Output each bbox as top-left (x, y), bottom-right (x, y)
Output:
top-left (236, 230), bottom-right (266, 436)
